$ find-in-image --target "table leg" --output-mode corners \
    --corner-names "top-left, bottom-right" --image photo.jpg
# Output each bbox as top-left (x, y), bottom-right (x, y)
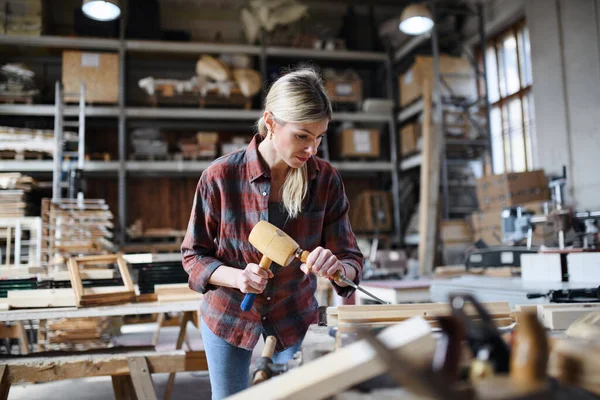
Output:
top-left (163, 311), bottom-right (192, 400)
top-left (112, 375), bottom-right (138, 400)
top-left (0, 365), bottom-right (10, 400)
top-left (128, 357), bottom-right (158, 400)
top-left (152, 313), bottom-right (165, 347)
top-left (16, 321), bottom-right (29, 355)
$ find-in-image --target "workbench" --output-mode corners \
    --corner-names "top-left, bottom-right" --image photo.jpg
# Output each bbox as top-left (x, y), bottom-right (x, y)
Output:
top-left (354, 279), bottom-right (431, 304)
top-left (0, 300), bottom-right (204, 400)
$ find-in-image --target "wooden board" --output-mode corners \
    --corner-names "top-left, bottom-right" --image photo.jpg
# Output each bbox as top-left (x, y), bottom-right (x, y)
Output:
top-left (154, 283), bottom-right (202, 303)
top-left (227, 317), bottom-right (435, 400)
top-left (537, 303), bottom-right (600, 330)
top-left (417, 79), bottom-right (440, 276)
top-left (3, 350), bottom-right (207, 384)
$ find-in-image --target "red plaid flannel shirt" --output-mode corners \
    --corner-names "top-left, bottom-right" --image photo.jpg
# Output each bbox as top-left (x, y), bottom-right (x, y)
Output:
top-left (181, 134), bottom-right (363, 351)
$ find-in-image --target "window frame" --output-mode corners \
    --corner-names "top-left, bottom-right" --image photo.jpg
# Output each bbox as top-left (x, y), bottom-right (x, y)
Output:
top-left (481, 18), bottom-right (534, 173)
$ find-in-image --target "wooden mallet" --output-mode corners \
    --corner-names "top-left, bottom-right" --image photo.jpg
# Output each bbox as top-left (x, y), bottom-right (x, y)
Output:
top-left (241, 221), bottom-right (309, 311)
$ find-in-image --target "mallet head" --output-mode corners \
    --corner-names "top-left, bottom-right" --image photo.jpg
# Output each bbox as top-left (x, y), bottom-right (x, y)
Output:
top-left (248, 220), bottom-right (299, 266)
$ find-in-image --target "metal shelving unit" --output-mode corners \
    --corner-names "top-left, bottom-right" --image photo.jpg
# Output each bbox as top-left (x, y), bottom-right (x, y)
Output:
top-left (394, 2), bottom-right (492, 255)
top-left (0, 29), bottom-right (405, 246)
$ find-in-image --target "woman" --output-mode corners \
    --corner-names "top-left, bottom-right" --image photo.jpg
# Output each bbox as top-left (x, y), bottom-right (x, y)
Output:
top-left (181, 68), bottom-right (363, 399)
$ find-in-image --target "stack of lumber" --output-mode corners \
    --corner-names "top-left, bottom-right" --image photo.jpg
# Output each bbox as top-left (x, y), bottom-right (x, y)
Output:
top-left (327, 302), bottom-right (514, 331)
top-left (0, 173), bottom-right (37, 217)
top-left (41, 198), bottom-right (115, 269)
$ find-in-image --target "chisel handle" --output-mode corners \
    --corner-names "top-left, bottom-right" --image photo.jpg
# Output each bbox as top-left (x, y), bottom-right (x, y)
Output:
top-left (241, 255), bottom-right (272, 312)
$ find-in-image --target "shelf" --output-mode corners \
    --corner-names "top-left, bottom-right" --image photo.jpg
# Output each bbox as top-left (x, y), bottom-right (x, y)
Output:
top-left (126, 40), bottom-right (261, 55)
top-left (0, 35), bottom-right (120, 50)
top-left (333, 112), bottom-right (390, 123)
top-left (265, 46), bottom-right (387, 62)
top-left (125, 107), bottom-right (261, 120)
top-left (0, 104), bottom-right (120, 117)
top-left (397, 98), bottom-right (424, 123)
top-left (0, 161), bottom-right (119, 172)
top-left (126, 161), bottom-right (212, 172)
top-left (1, 105), bottom-right (393, 123)
top-left (400, 153), bottom-right (422, 171)
top-left (331, 161), bottom-right (394, 172)
top-left (446, 138), bottom-right (489, 146)
top-left (0, 35), bottom-right (386, 62)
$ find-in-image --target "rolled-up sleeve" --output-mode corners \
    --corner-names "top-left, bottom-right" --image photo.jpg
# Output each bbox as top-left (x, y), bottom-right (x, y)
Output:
top-left (181, 173), bottom-right (223, 294)
top-left (322, 171), bottom-right (364, 298)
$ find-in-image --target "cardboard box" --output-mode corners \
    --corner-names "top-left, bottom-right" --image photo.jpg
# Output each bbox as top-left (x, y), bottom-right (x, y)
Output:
top-left (339, 129), bottom-right (380, 158)
top-left (476, 170), bottom-right (550, 211)
top-left (325, 77), bottom-right (362, 104)
top-left (400, 122), bottom-right (420, 156)
top-left (399, 55), bottom-right (477, 107)
top-left (440, 219), bottom-right (473, 244)
top-left (470, 209), bottom-right (503, 245)
top-left (62, 51), bottom-right (119, 104)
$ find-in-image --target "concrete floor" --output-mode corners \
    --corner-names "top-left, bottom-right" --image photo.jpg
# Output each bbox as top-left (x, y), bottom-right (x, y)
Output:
top-left (8, 321), bottom-right (266, 400)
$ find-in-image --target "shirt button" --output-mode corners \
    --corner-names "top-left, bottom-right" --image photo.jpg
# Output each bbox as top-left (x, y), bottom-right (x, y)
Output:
top-left (267, 297), bottom-right (271, 300)
top-left (262, 316), bottom-right (266, 321)
top-left (262, 191), bottom-right (267, 196)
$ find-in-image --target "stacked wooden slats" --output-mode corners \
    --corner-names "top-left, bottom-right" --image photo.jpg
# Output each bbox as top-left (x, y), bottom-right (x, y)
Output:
top-left (0, 173), bottom-right (37, 217)
top-left (327, 302), bottom-right (514, 330)
top-left (41, 198), bottom-right (115, 269)
top-left (41, 317), bottom-right (118, 351)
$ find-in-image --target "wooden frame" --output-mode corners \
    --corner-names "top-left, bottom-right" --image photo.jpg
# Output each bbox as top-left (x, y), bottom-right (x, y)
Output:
top-left (0, 217), bottom-right (42, 276)
top-left (68, 254), bottom-right (135, 308)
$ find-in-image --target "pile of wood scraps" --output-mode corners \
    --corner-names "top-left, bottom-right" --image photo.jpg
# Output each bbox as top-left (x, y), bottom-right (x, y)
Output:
top-left (41, 198), bottom-right (114, 269)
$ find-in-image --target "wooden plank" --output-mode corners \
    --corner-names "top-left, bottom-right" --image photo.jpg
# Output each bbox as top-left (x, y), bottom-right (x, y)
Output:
top-left (112, 375), bottom-right (138, 400)
top-left (227, 317), bottom-right (435, 400)
top-left (417, 79), bottom-right (440, 276)
top-left (0, 323), bottom-right (18, 338)
top-left (15, 322), bottom-right (29, 355)
top-left (128, 357), bottom-right (157, 400)
top-left (548, 338), bottom-right (600, 395)
top-left (5, 350), bottom-right (207, 384)
top-left (68, 258), bottom-right (85, 307)
top-left (540, 308), bottom-right (598, 330)
top-left (0, 365), bottom-right (10, 400)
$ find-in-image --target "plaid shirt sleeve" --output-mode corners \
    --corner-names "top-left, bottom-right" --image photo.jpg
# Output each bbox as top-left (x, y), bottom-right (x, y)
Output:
top-left (322, 169), bottom-right (363, 298)
top-left (181, 172), bottom-right (223, 294)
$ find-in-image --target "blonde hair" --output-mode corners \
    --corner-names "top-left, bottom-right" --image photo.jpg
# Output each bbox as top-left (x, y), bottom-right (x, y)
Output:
top-left (257, 69), bottom-right (332, 219)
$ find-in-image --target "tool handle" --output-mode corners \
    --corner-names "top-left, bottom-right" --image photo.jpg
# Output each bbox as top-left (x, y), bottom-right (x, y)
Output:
top-left (298, 250), bottom-right (309, 263)
top-left (241, 255), bottom-right (272, 312)
top-left (262, 335), bottom-right (277, 358)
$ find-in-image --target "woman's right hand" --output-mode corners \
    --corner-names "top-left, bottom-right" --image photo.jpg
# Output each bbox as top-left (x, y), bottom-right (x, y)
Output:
top-left (236, 263), bottom-right (274, 294)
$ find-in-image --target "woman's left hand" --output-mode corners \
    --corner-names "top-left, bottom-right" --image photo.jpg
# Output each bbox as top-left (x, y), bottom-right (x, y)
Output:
top-left (301, 246), bottom-right (343, 280)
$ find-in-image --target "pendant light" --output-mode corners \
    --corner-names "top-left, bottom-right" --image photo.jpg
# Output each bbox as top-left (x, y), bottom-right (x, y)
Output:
top-left (399, 3), bottom-right (434, 35)
top-left (82, 0), bottom-right (121, 22)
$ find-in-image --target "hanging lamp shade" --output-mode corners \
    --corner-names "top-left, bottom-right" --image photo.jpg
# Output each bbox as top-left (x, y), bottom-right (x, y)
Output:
top-left (82, 0), bottom-right (121, 22)
top-left (399, 3), bottom-right (434, 35)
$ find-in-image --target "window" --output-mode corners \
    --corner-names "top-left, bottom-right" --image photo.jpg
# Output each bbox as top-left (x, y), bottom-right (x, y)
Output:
top-left (482, 20), bottom-right (535, 174)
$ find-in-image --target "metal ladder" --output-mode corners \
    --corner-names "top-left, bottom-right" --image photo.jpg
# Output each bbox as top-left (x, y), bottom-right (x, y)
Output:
top-left (52, 81), bottom-right (86, 201)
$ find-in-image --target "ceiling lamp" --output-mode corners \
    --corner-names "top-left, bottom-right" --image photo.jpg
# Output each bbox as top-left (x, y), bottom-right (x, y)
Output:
top-left (399, 3), bottom-right (434, 35)
top-left (82, 0), bottom-right (121, 22)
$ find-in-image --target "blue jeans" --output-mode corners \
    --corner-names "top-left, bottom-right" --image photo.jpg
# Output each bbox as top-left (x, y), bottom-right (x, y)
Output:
top-left (200, 318), bottom-right (302, 400)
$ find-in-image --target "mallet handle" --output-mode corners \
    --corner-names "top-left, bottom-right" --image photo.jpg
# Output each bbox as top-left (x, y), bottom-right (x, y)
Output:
top-left (240, 255), bottom-right (273, 312)
top-left (262, 335), bottom-right (277, 358)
